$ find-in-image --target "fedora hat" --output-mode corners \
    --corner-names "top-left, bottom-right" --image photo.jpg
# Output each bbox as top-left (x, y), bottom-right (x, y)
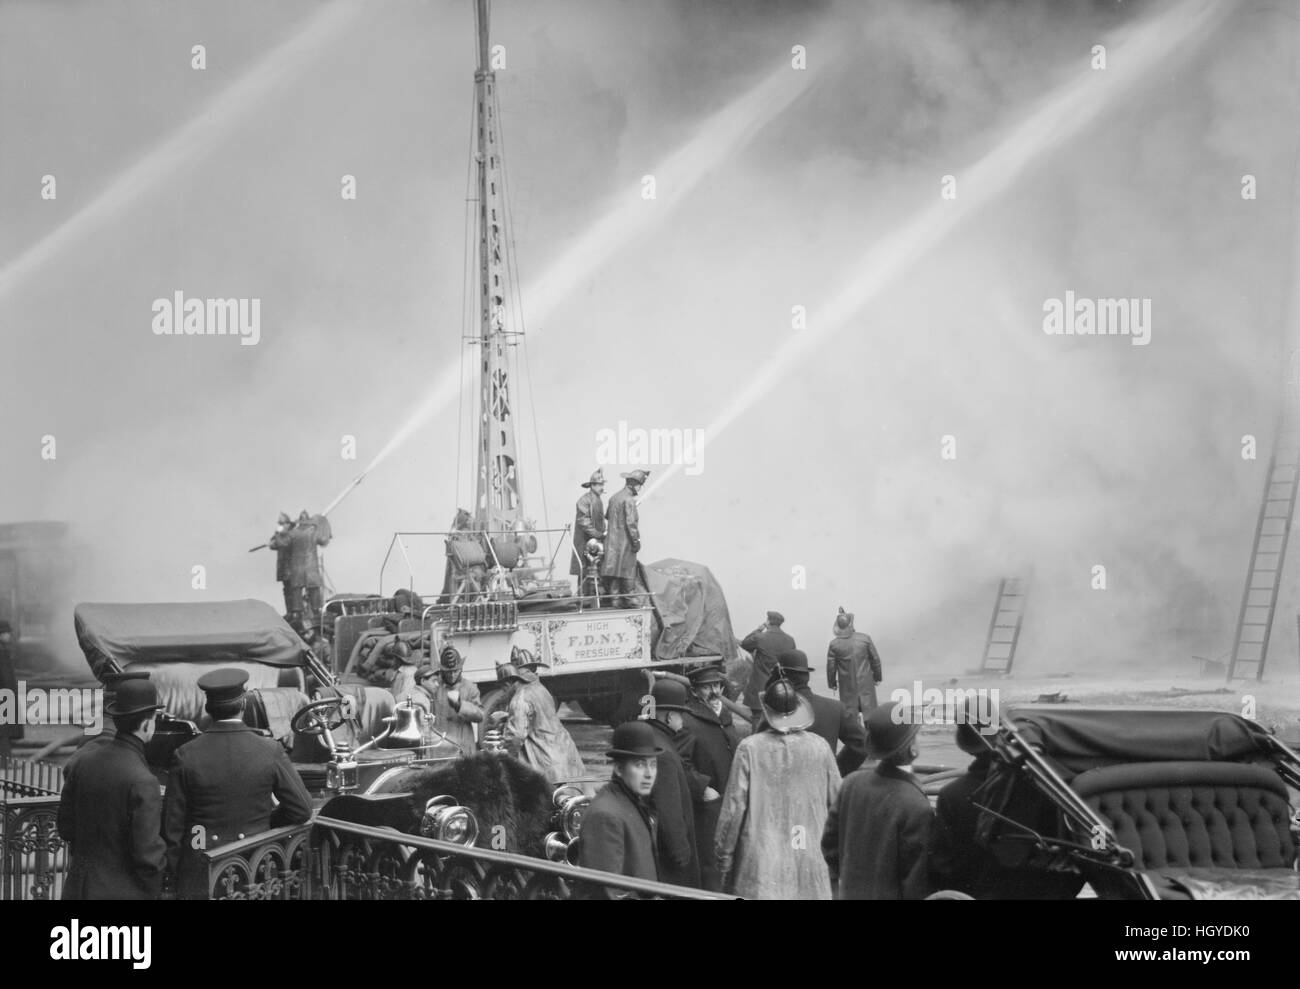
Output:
top-left (607, 720), bottom-right (665, 759)
top-left (580, 469), bottom-right (606, 489)
top-left (866, 701), bottom-right (921, 762)
top-left (106, 678), bottom-right (162, 718)
top-left (760, 671), bottom-right (813, 733)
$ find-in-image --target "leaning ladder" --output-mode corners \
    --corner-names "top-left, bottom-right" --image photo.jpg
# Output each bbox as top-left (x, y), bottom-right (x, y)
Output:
top-left (980, 577), bottom-right (1028, 674)
top-left (1228, 396), bottom-right (1300, 681)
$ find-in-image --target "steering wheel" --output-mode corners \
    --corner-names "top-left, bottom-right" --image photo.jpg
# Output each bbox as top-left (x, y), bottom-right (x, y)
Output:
top-left (291, 695), bottom-right (358, 737)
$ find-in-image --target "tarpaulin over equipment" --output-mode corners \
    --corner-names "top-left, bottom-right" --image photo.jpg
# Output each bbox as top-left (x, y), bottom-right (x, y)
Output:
top-left (643, 559), bottom-right (738, 662)
top-left (75, 599), bottom-right (310, 679)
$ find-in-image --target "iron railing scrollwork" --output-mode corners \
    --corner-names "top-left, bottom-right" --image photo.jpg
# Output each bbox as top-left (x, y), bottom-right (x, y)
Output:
top-left (1, 795), bottom-right (67, 901)
top-left (3, 801), bottom-right (731, 901)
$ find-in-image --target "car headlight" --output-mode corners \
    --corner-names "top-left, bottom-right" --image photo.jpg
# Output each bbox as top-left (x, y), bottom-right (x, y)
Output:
top-left (421, 795), bottom-right (479, 846)
top-left (552, 785), bottom-right (591, 840)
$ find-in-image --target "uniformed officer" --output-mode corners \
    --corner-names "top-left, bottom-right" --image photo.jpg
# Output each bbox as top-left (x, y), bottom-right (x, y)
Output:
top-left (57, 678), bottom-right (167, 900)
top-left (162, 668), bottom-right (313, 899)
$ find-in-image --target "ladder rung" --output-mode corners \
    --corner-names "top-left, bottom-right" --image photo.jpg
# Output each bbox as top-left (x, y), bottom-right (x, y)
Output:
top-left (1243, 606), bottom-right (1273, 625)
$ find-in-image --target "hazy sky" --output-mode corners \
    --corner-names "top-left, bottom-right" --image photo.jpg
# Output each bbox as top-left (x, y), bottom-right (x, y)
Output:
top-left (3, 0), bottom-right (1298, 677)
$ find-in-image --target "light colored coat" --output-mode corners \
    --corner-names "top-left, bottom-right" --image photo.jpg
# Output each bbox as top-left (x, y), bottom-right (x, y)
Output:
top-left (505, 680), bottom-right (587, 785)
top-left (714, 729), bottom-right (841, 900)
top-left (402, 675), bottom-right (484, 756)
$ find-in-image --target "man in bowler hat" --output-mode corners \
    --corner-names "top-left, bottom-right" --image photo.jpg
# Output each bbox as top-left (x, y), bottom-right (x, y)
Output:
top-left (822, 700), bottom-right (933, 900)
top-left (578, 720), bottom-right (663, 885)
top-left (58, 678), bottom-right (167, 899)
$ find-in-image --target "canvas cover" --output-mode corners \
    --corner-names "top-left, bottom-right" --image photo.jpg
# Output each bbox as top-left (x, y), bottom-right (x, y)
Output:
top-left (75, 599), bottom-right (310, 679)
top-left (642, 558), bottom-right (738, 662)
top-left (1006, 706), bottom-right (1271, 776)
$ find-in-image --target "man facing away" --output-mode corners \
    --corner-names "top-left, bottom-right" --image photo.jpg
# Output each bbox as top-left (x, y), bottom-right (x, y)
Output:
top-left (58, 678), bottom-right (167, 900)
top-left (714, 670), bottom-right (840, 899)
top-left (163, 668), bottom-right (313, 899)
top-left (822, 700), bottom-right (933, 900)
top-left (503, 651), bottom-right (587, 785)
top-left (826, 607), bottom-right (882, 722)
top-left (740, 611), bottom-right (796, 715)
top-left (600, 469), bottom-right (648, 609)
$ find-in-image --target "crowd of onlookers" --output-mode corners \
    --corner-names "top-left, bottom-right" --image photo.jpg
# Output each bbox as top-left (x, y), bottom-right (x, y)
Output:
top-left (580, 608), bottom-right (998, 899)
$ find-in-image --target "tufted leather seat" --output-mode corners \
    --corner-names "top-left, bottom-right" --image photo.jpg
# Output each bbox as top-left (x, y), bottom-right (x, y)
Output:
top-left (1072, 761), bottom-right (1295, 871)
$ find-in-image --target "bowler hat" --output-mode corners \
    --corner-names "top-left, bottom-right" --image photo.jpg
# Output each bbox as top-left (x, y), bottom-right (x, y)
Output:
top-left (620, 469), bottom-right (650, 484)
top-left (650, 679), bottom-right (691, 713)
top-left (866, 701), bottom-right (921, 762)
top-left (607, 720), bottom-right (665, 759)
top-left (106, 678), bottom-right (162, 718)
top-left (580, 469), bottom-right (605, 489)
top-left (197, 668), bottom-right (249, 705)
top-left (760, 672), bottom-right (813, 733)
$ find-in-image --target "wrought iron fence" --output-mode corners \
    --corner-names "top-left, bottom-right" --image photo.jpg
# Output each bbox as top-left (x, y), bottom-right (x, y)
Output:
top-left (0, 756), bottom-right (63, 798)
top-left (2, 801), bottom-right (730, 901)
top-left (202, 817), bottom-right (730, 900)
top-left (0, 795), bottom-right (65, 901)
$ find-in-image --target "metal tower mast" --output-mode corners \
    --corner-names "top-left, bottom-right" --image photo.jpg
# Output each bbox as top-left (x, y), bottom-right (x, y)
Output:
top-left (472, 0), bottom-right (523, 534)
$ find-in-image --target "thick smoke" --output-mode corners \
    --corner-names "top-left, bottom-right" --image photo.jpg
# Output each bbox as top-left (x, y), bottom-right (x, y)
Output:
top-left (1, 1), bottom-right (1296, 681)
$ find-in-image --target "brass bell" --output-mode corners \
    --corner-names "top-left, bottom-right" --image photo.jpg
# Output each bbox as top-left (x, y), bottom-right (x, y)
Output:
top-left (377, 702), bottom-right (427, 748)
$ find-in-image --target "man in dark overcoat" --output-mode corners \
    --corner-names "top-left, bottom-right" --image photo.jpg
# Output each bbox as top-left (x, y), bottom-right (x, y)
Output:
top-left (643, 679), bottom-right (714, 888)
top-left (678, 665), bottom-right (740, 891)
top-left (57, 679), bottom-right (167, 900)
top-left (826, 607), bottom-right (882, 720)
top-left (163, 668), bottom-right (312, 899)
top-left (267, 512), bottom-right (296, 619)
top-left (577, 720), bottom-right (661, 885)
top-left (571, 470), bottom-right (606, 591)
top-left (599, 469), bottom-right (648, 609)
top-left (740, 611), bottom-right (795, 713)
top-left (822, 700), bottom-right (933, 899)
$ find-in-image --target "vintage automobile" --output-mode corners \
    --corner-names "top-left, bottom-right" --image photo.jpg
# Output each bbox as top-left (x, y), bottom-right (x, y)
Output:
top-left (72, 599), bottom-right (592, 857)
top-left (932, 705), bottom-right (1300, 900)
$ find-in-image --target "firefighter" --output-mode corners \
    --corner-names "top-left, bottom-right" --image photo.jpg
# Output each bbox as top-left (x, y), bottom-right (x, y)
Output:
top-left (600, 469), bottom-right (648, 609)
top-left (267, 512), bottom-right (297, 620)
top-left (407, 646), bottom-right (484, 756)
top-left (826, 607), bottom-right (882, 722)
top-left (503, 650), bottom-right (586, 785)
top-left (288, 510), bottom-right (331, 622)
top-left (571, 469), bottom-right (606, 593)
